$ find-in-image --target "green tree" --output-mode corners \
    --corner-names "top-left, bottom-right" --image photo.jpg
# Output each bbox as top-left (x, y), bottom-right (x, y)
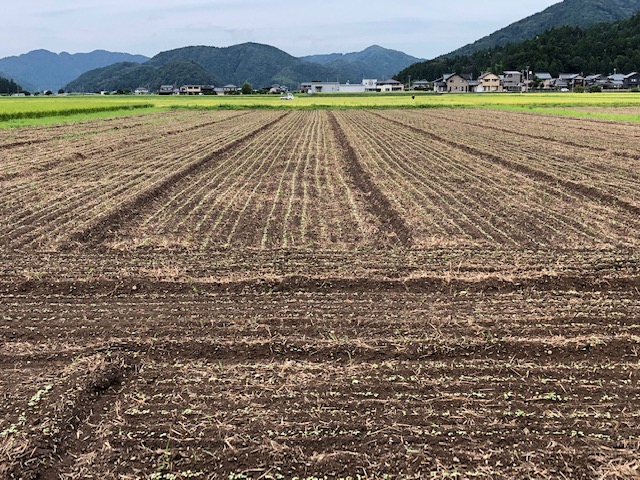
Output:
top-left (241, 81), bottom-right (252, 95)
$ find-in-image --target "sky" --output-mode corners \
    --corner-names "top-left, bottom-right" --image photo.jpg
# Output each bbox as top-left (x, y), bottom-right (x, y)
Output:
top-left (2, 0), bottom-right (562, 60)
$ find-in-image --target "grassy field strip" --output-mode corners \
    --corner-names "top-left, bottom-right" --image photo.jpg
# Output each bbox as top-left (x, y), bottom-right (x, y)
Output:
top-left (0, 103), bottom-right (153, 121)
top-left (486, 104), bottom-right (640, 122)
top-left (2, 92), bottom-right (640, 128)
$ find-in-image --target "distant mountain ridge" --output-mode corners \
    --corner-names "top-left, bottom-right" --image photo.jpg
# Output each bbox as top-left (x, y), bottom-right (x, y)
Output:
top-left (446, 0), bottom-right (640, 57)
top-left (65, 43), bottom-right (421, 92)
top-left (0, 49), bottom-right (149, 91)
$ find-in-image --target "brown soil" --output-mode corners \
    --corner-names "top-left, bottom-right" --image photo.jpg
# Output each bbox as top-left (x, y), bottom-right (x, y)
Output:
top-left (1, 110), bottom-right (640, 479)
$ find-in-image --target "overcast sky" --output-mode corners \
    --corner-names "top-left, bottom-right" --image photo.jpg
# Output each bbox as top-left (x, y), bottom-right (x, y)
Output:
top-left (2, 0), bottom-right (562, 60)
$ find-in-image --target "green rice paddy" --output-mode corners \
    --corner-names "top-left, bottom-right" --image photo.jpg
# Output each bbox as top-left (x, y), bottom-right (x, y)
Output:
top-left (1, 91), bottom-right (640, 128)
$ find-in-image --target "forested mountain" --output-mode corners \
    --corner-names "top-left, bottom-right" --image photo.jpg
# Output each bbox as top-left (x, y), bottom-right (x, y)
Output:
top-left (144, 43), bottom-right (343, 88)
top-left (396, 13), bottom-right (640, 82)
top-left (0, 50), bottom-right (149, 91)
top-left (0, 76), bottom-right (22, 94)
top-left (65, 61), bottom-right (221, 93)
top-left (301, 45), bottom-right (423, 79)
top-left (64, 43), bottom-right (421, 92)
top-left (447, 0), bottom-right (640, 57)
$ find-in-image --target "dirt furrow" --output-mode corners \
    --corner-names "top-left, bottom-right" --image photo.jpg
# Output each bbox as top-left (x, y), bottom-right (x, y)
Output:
top-left (327, 112), bottom-right (413, 247)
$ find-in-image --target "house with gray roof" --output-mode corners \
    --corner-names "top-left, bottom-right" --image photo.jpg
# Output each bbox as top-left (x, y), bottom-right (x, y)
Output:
top-left (623, 72), bottom-right (640, 88)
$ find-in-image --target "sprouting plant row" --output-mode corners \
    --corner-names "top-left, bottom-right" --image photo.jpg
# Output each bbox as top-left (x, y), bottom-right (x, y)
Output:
top-left (436, 108), bottom-right (640, 154)
top-left (365, 111), bottom-right (639, 248)
top-left (377, 110), bottom-right (640, 241)
top-left (0, 111), bottom-right (283, 250)
top-left (390, 110), bottom-right (640, 209)
top-left (141, 111), bottom-right (307, 249)
top-left (339, 109), bottom-right (537, 246)
top-left (335, 110), bottom-right (621, 249)
top-left (0, 110), bottom-right (247, 179)
top-left (398, 109), bottom-right (640, 195)
top-left (111, 111), bottom-right (374, 250)
top-left (429, 109), bottom-right (640, 198)
top-left (1, 125), bottom-right (241, 249)
top-left (333, 111), bottom-right (496, 246)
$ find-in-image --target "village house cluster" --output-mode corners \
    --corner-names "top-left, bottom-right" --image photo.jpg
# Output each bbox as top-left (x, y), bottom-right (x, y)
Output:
top-left (134, 83), bottom-right (290, 95)
top-left (415, 71), bottom-right (640, 93)
top-left (131, 71), bottom-right (640, 96)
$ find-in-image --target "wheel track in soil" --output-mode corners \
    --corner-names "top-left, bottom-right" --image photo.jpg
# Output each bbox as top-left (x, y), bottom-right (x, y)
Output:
top-left (370, 111), bottom-right (640, 218)
top-left (64, 112), bottom-right (289, 249)
top-left (327, 111), bottom-right (413, 248)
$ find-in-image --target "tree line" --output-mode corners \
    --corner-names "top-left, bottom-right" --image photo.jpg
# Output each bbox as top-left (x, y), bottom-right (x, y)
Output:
top-left (0, 76), bottom-right (23, 94)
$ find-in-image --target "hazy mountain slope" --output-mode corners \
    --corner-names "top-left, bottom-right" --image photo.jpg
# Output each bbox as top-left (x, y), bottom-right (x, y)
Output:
top-left (64, 42), bottom-right (423, 92)
top-left (446, 0), bottom-right (640, 57)
top-left (0, 49), bottom-right (149, 91)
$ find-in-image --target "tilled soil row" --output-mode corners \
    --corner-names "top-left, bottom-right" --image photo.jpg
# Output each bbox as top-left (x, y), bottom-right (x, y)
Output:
top-left (0, 353), bottom-right (131, 480)
top-left (3, 272), bottom-right (640, 296)
top-left (1, 287), bottom-right (639, 479)
top-left (370, 111), bottom-right (640, 218)
top-left (68, 112), bottom-right (289, 248)
top-left (327, 111), bottom-right (413, 247)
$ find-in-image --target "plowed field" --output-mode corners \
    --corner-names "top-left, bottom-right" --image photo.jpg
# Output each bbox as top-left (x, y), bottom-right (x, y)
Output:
top-left (1, 109), bottom-right (639, 479)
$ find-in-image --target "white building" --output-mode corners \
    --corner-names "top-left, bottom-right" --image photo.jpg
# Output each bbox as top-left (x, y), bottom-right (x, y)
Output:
top-left (376, 79), bottom-right (404, 92)
top-left (362, 79), bottom-right (378, 92)
top-left (300, 81), bottom-right (340, 93)
top-left (300, 79), bottom-right (381, 93)
top-left (338, 82), bottom-right (366, 93)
